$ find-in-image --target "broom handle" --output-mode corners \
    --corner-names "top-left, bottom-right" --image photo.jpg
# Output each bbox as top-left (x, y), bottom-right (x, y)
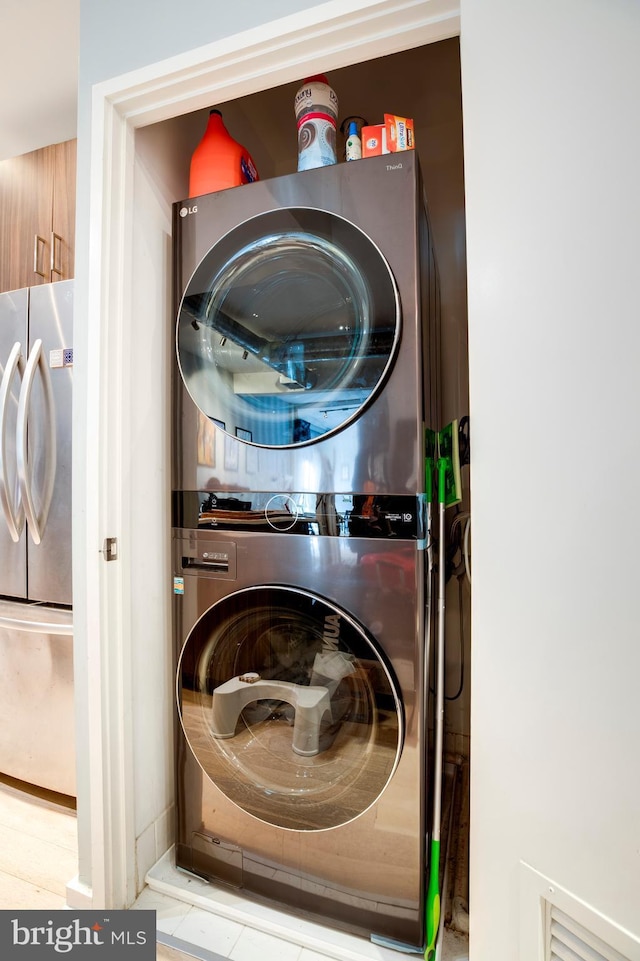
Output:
top-left (425, 461), bottom-right (447, 959)
top-left (434, 491), bottom-right (446, 841)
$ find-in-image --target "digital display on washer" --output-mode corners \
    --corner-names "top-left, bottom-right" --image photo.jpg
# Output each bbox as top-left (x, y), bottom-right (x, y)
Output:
top-left (177, 586), bottom-right (403, 831)
top-left (176, 208), bottom-right (400, 448)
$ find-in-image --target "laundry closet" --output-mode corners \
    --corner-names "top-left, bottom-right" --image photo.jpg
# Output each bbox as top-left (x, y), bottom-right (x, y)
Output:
top-left (135, 34), bottom-right (470, 949)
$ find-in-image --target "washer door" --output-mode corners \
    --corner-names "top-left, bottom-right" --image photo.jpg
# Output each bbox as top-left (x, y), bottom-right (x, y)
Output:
top-left (176, 208), bottom-right (400, 447)
top-left (177, 586), bottom-right (403, 831)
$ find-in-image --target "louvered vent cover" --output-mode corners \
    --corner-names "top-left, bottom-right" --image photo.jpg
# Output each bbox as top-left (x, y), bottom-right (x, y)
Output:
top-left (549, 906), bottom-right (631, 961)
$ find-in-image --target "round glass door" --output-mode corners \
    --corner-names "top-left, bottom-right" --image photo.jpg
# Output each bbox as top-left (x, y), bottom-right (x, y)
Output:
top-left (177, 586), bottom-right (403, 831)
top-left (177, 208), bottom-right (400, 447)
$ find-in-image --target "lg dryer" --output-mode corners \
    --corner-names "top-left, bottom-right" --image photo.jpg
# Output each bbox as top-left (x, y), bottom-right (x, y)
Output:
top-left (173, 150), bottom-right (439, 496)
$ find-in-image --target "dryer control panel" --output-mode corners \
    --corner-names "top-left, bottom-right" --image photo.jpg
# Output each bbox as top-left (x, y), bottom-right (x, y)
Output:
top-left (173, 490), bottom-right (425, 540)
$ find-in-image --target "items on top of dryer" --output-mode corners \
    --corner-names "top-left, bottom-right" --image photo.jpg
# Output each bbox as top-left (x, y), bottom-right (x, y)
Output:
top-left (362, 114), bottom-right (415, 158)
top-left (189, 109), bottom-right (259, 198)
top-left (362, 123), bottom-right (389, 158)
top-left (385, 113), bottom-right (415, 152)
top-left (339, 115), bottom-right (367, 161)
top-left (295, 74), bottom-right (338, 170)
top-left (345, 120), bottom-right (362, 161)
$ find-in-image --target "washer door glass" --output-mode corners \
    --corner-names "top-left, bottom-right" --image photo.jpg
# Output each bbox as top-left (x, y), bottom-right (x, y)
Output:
top-left (176, 208), bottom-right (400, 447)
top-left (178, 586), bottom-right (403, 831)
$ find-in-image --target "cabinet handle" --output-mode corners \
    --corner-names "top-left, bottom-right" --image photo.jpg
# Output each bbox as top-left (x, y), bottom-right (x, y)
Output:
top-left (33, 234), bottom-right (47, 278)
top-left (51, 231), bottom-right (63, 277)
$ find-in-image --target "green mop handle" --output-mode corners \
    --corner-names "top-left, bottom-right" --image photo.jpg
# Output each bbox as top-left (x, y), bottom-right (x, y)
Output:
top-left (425, 457), bottom-right (448, 961)
top-left (425, 837), bottom-right (441, 961)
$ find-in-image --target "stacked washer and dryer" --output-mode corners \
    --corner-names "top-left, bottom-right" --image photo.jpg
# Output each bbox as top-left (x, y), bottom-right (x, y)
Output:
top-left (171, 150), bottom-right (440, 951)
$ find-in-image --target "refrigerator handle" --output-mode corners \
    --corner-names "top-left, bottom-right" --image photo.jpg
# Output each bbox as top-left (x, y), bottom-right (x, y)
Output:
top-left (16, 338), bottom-right (57, 546)
top-left (0, 612), bottom-right (73, 636)
top-left (0, 341), bottom-right (26, 543)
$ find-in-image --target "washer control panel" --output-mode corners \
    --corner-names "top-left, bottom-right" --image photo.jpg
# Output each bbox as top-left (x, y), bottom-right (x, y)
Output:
top-left (177, 532), bottom-right (237, 579)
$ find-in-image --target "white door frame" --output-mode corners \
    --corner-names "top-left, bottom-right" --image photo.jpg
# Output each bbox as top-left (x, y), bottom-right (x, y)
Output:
top-left (78, 0), bottom-right (460, 909)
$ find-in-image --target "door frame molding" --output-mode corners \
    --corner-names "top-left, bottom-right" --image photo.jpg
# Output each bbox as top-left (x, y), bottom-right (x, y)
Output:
top-left (78, 0), bottom-right (460, 909)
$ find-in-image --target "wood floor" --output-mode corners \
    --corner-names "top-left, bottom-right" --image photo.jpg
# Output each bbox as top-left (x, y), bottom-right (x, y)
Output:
top-left (0, 776), bottom-right (196, 960)
top-left (0, 774), bottom-right (77, 909)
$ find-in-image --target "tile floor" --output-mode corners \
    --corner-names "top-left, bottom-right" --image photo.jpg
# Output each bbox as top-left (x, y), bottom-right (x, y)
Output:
top-left (0, 776), bottom-right (468, 961)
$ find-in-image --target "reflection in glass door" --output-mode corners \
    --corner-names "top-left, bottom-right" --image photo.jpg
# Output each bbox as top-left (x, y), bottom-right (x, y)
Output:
top-left (176, 209), bottom-right (400, 448)
top-left (177, 585), bottom-right (403, 830)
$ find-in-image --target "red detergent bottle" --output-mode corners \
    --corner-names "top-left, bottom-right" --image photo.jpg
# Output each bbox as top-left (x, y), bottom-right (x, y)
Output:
top-left (189, 109), bottom-right (259, 198)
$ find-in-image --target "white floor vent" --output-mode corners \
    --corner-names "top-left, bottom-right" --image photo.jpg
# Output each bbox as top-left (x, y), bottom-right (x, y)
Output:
top-left (549, 906), bottom-right (630, 961)
top-left (519, 863), bottom-right (640, 961)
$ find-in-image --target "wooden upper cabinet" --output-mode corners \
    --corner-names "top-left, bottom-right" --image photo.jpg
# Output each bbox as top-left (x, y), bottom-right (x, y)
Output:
top-left (0, 139), bottom-right (76, 294)
top-left (51, 139), bottom-right (76, 284)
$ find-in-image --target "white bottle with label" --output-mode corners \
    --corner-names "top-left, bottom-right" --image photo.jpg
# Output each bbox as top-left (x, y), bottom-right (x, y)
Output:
top-left (345, 120), bottom-right (362, 161)
top-left (294, 75), bottom-right (338, 171)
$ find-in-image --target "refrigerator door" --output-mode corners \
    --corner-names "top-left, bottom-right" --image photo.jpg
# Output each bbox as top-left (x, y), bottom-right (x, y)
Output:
top-left (0, 288), bottom-right (28, 598)
top-left (0, 598), bottom-right (75, 796)
top-left (23, 281), bottom-right (73, 605)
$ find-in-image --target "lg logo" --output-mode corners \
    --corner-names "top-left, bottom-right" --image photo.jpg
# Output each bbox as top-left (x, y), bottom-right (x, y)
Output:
top-left (179, 205), bottom-right (198, 217)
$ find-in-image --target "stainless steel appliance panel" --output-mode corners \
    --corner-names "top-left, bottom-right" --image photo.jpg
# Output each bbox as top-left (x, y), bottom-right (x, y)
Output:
top-left (0, 287), bottom-right (29, 598)
top-left (0, 599), bottom-right (75, 796)
top-left (173, 527), bottom-right (427, 947)
top-left (172, 156), bottom-right (438, 947)
top-left (173, 152), bottom-right (437, 496)
top-left (26, 281), bottom-right (73, 605)
top-left (0, 281), bottom-right (74, 795)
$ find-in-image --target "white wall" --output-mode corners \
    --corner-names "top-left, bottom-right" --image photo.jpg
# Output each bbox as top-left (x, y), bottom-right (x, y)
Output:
top-left (79, 0), bottom-right (313, 85)
top-left (461, 0), bottom-right (640, 955)
top-left (0, 0), bottom-right (79, 160)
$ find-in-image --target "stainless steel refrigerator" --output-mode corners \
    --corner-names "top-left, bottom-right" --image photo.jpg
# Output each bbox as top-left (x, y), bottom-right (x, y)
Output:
top-left (0, 280), bottom-right (75, 796)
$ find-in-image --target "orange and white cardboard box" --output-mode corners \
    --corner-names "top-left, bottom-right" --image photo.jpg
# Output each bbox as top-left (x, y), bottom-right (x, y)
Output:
top-left (361, 124), bottom-right (388, 157)
top-left (385, 113), bottom-right (415, 151)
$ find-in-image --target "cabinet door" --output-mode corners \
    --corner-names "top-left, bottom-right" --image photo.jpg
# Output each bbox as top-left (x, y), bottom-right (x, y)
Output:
top-left (0, 147), bottom-right (54, 293)
top-left (51, 139), bottom-right (76, 282)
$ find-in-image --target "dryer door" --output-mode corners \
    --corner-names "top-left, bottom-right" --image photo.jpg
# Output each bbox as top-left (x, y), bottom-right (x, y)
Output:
top-left (176, 208), bottom-right (400, 447)
top-left (177, 585), bottom-right (403, 831)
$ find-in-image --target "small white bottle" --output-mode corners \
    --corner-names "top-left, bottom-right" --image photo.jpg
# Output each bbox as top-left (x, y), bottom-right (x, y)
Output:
top-left (345, 120), bottom-right (362, 161)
